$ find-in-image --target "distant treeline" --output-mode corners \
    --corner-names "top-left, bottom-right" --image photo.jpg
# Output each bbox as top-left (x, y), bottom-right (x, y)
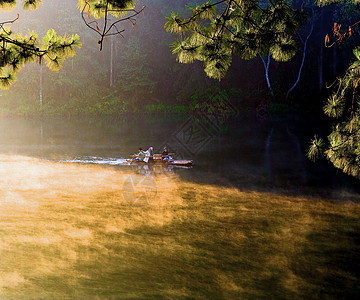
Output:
top-left (0, 0), bottom-right (359, 117)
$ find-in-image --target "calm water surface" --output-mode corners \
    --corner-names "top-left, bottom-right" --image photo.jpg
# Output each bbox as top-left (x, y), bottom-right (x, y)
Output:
top-left (0, 115), bottom-right (359, 299)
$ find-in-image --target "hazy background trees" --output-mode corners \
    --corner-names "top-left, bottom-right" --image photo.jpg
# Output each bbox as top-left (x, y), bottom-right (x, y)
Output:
top-left (1, 0), bottom-right (360, 178)
top-left (0, 0), bottom-right (357, 117)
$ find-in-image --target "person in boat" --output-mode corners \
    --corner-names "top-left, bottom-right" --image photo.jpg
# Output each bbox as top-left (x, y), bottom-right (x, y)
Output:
top-left (134, 148), bottom-right (146, 161)
top-left (161, 146), bottom-right (172, 161)
top-left (162, 147), bottom-right (168, 157)
top-left (143, 147), bottom-right (154, 163)
top-left (148, 147), bottom-right (154, 157)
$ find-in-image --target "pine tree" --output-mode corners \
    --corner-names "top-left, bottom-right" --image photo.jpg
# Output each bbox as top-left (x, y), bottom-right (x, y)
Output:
top-left (0, 0), bottom-right (81, 89)
top-left (308, 0), bottom-right (360, 178)
top-left (78, 0), bottom-right (145, 50)
top-left (165, 0), bottom-right (302, 80)
top-left (308, 47), bottom-right (360, 178)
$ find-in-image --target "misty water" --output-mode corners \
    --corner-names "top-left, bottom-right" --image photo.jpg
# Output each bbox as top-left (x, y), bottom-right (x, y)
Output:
top-left (1, 115), bottom-right (360, 298)
top-left (0, 114), bottom-right (358, 196)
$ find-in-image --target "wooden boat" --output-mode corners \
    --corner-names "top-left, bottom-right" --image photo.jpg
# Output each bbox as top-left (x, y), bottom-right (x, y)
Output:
top-left (129, 153), bottom-right (193, 167)
top-left (130, 158), bottom-right (193, 167)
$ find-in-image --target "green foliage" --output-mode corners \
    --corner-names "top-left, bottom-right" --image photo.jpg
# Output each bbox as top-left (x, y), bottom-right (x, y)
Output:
top-left (0, 2), bottom-right (81, 89)
top-left (145, 104), bottom-right (187, 114)
top-left (77, 0), bottom-right (135, 19)
top-left (325, 116), bottom-right (360, 177)
top-left (324, 94), bottom-right (345, 118)
top-left (0, 0), bottom-right (16, 10)
top-left (22, 0), bottom-right (42, 10)
top-left (42, 29), bottom-right (81, 71)
top-left (316, 0), bottom-right (360, 7)
top-left (309, 47), bottom-right (360, 178)
top-left (0, 0), bottom-right (42, 10)
top-left (189, 86), bottom-right (240, 114)
top-left (77, 0), bottom-right (142, 50)
top-left (307, 135), bottom-right (325, 162)
top-left (139, 87), bottom-right (240, 115)
top-left (307, 0), bottom-right (360, 179)
top-left (165, 0), bottom-right (301, 80)
top-left (0, 69), bottom-right (15, 88)
top-left (333, 0), bottom-right (360, 25)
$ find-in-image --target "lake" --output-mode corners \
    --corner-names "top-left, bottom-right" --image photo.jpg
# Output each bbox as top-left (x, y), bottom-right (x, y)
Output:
top-left (0, 114), bottom-right (359, 299)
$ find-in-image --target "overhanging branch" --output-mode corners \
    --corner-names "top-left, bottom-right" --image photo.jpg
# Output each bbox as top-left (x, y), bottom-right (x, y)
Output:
top-left (81, 0), bottom-right (145, 50)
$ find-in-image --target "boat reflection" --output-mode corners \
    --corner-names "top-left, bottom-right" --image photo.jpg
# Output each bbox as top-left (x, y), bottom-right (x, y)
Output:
top-left (131, 163), bottom-right (191, 177)
top-left (58, 156), bottom-right (192, 177)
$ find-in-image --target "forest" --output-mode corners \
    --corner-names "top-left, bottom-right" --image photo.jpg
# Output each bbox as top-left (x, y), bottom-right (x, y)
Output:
top-left (0, 0), bottom-right (360, 179)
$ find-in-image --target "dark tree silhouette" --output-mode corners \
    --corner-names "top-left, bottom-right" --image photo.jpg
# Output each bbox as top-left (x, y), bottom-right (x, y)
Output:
top-left (308, 0), bottom-right (360, 178)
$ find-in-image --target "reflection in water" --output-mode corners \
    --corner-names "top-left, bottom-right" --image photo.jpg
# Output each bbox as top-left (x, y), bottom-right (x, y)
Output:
top-left (59, 156), bottom-right (190, 175)
top-left (0, 115), bottom-right (358, 195)
top-left (0, 154), bottom-right (359, 298)
top-left (264, 126), bottom-right (307, 186)
top-left (264, 128), bottom-right (273, 180)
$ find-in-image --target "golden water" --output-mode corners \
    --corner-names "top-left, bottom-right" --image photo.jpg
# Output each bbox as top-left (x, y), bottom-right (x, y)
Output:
top-left (0, 155), bottom-right (359, 298)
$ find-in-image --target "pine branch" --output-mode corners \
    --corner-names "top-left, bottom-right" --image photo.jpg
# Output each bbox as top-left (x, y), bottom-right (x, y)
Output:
top-left (81, 0), bottom-right (144, 50)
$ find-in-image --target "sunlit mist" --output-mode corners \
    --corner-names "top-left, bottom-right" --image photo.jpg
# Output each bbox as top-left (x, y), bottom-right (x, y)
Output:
top-left (0, 154), bottom-right (359, 298)
top-left (0, 0), bottom-right (360, 298)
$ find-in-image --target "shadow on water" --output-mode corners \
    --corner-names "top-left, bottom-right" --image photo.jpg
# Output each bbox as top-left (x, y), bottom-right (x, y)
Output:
top-left (183, 115), bottom-right (360, 201)
top-left (1, 115), bottom-right (360, 299)
top-left (0, 114), bottom-right (359, 201)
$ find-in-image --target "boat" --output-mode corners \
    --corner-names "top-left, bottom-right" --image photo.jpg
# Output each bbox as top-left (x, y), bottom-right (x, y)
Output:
top-left (129, 153), bottom-right (193, 167)
top-left (131, 159), bottom-right (193, 167)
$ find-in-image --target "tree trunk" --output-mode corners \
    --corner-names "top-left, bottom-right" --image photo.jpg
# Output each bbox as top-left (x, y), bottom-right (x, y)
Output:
top-left (259, 51), bottom-right (273, 96)
top-left (39, 61), bottom-right (43, 108)
top-left (286, 22), bottom-right (314, 99)
top-left (114, 38), bottom-right (118, 82)
top-left (110, 36), bottom-right (114, 87)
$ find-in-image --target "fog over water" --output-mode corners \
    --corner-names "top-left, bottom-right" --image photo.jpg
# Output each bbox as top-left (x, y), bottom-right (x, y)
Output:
top-left (0, 115), bottom-right (358, 199)
top-left (0, 1), bottom-right (360, 298)
top-left (1, 115), bottom-right (360, 298)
